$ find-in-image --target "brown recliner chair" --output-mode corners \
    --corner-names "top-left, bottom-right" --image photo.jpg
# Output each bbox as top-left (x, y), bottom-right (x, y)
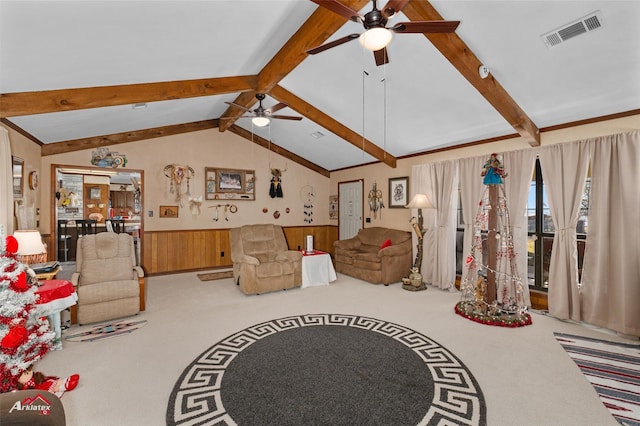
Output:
top-left (71, 232), bottom-right (145, 324)
top-left (230, 224), bottom-right (302, 295)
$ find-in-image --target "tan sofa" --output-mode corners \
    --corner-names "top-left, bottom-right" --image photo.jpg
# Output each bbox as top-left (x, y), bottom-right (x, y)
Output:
top-left (333, 227), bottom-right (412, 285)
top-left (71, 232), bottom-right (145, 325)
top-left (230, 224), bottom-right (303, 295)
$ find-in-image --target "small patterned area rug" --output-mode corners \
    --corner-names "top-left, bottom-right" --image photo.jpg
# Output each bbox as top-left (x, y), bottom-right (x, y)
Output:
top-left (555, 332), bottom-right (640, 425)
top-left (197, 271), bottom-right (233, 281)
top-left (167, 314), bottom-right (486, 425)
top-left (65, 320), bottom-right (147, 342)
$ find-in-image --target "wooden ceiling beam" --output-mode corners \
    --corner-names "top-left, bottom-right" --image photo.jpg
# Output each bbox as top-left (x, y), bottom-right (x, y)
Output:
top-left (41, 119), bottom-right (218, 156)
top-left (402, 1), bottom-right (540, 147)
top-left (217, 0), bottom-right (370, 132)
top-left (228, 125), bottom-right (330, 177)
top-left (270, 85), bottom-right (396, 168)
top-left (0, 76), bottom-right (257, 117)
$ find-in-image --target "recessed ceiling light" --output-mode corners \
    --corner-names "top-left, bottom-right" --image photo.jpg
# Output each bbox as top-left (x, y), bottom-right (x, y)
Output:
top-left (132, 103), bottom-right (148, 109)
top-left (310, 131), bottom-right (325, 139)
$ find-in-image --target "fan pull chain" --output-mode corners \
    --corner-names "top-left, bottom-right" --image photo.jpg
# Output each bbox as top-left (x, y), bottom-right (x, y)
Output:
top-left (362, 68), bottom-right (368, 157)
top-left (382, 67), bottom-right (387, 160)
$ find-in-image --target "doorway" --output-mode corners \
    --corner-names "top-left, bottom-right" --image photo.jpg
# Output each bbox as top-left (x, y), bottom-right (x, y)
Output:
top-left (338, 180), bottom-right (363, 240)
top-left (52, 165), bottom-right (144, 264)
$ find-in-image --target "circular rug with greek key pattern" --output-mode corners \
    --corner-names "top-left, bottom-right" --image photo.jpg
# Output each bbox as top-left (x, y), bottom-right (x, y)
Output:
top-left (167, 314), bottom-right (486, 425)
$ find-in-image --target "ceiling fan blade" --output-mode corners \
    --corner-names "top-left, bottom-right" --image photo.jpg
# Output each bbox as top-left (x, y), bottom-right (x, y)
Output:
top-left (311, 0), bottom-right (362, 22)
top-left (306, 33), bottom-right (360, 55)
top-left (374, 47), bottom-right (389, 66)
top-left (382, 0), bottom-right (410, 18)
top-left (271, 115), bottom-right (303, 121)
top-left (391, 20), bottom-right (460, 34)
top-left (224, 101), bottom-right (252, 112)
top-left (264, 102), bottom-right (288, 115)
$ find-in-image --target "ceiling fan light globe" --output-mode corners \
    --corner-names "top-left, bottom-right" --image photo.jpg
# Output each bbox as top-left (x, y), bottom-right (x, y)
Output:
top-left (359, 27), bottom-right (392, 51)
top-left (252, 116), bottom-right (270, 127)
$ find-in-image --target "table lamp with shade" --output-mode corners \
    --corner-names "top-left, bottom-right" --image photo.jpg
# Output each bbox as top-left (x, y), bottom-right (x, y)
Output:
top-left (405, 193), bottom-right (434, 280)
top-left (12, 230), bottom-right (47, 265)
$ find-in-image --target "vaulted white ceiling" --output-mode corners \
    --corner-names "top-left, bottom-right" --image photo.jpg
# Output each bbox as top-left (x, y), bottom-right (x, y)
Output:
top-left (1, 1), bottom-right (638, 173)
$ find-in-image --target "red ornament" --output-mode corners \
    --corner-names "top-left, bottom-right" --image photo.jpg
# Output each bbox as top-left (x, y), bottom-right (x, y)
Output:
top-left (5, 235), bottom-right (18, 254)
top-left (1, 324), bottom-right (28, 350)
top-left (10, 271), bottom-right (29, 292)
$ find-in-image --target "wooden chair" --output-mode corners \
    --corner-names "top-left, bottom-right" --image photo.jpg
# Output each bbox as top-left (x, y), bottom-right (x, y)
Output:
top-left (75, 219), bottom-right (97, 237)
top-left (107, 219), bottom-right (125, 234)
top-left (57, 220), bottom-right (72, 262)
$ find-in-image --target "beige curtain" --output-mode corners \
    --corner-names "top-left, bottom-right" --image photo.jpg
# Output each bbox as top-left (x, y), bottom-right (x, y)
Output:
top-left (501, 150), bottom-right (536, 307)
top-left (458, 155), bottom-right (487, 285)
top-left (581, 131), bottom-right (640, 336)
top-left (411, 161), bottom-right (458, 290)
top-left (539, 141), bottom-right (590, 321)
top-left (0, 127), bottom-right (13, 236)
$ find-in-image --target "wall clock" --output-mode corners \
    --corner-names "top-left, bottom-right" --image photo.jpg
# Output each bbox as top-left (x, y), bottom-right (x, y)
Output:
top-left (28, 170), bottom-right (38, 190)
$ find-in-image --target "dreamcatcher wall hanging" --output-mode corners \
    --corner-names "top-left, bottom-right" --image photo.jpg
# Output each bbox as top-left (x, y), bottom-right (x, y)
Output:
top-left (163, 164), bottom-right (195, 205)
top-left (368, 181), bottom-right (384, 219)
top-left (300, 185), bottom-right (315, 224)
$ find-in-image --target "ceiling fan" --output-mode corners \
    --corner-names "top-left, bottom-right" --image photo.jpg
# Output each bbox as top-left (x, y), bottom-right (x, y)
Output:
top-left (224, 93), bottom-right (302, 127)
top-left (307, 0), bottom-right (460, 66)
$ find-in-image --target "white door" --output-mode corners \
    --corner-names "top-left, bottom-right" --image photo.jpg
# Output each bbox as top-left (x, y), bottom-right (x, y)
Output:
top-left (339, 180), bottom-right (363, 240)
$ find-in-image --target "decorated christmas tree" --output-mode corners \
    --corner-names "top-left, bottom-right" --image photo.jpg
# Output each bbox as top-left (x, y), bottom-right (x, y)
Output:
top-left (0, 225), bottom-right (55, 393)
top-left (455, 154), bottom-right (532, 327)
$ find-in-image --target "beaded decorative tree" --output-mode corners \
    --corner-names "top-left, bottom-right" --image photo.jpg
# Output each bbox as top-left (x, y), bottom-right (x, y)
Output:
top-left (0, 225), bottom-right (55, 392)
top-left (455, 154), bottom-right (532, 327)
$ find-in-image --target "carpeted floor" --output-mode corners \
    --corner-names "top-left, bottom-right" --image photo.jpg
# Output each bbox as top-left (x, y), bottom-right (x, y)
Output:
top-left (167, 314), bottom-right (486, 425)
top-left (554, 332), bottom-right (640, 425)
top-left (37, 271), bottom-right (634, 425)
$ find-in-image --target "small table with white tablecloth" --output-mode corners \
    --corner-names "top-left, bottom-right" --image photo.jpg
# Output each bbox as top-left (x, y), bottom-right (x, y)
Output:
top-left (301, 251), bottom-right (337, 288)
top-left (36, 280), bottom-right (78, 350)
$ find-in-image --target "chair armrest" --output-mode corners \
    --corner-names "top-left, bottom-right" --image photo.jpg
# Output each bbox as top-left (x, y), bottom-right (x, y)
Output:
top-left (133, 265), bottom-right (144, 277)
top-left (276, 251), bottom-right (303, 262)
top-left (378, 243), bottom-right (411, 257)
top-left (334, 238), bottom-right (361, 250)
top-left (71, 272), bottom-right (80, 287)
top-left (236, 254), bottom-right (260, 265)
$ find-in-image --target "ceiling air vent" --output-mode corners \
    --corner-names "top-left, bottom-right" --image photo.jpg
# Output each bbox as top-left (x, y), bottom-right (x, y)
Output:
top-left (541, 10), bottom-right (603, 49)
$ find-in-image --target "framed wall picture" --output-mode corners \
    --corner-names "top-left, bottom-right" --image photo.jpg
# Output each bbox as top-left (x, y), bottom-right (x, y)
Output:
top-left (205, 167), bottom-right (255, 200)
top-left (89, 186), bottom-right (101, 200)
top-left (12, 156), bottom-right (24, 198)
top-left (159, 205), bottom-right (179, 218)
top-left (388, 176), bottom-right (409, 208)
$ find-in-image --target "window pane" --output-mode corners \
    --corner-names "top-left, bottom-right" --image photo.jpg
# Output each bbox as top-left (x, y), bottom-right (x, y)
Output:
top-left (577, 178), bottom-right (590, 235)
top-left (542, 236), bottom-right (553, 288)
top-left (527, 182), bottom-right (536, 233)
top-left (527, 236), bottom-right (535, 287)
top-left (542, 186), bottom-right (555, 233)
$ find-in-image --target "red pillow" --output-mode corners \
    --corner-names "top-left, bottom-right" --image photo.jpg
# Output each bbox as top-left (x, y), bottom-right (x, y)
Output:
top-left (380, 239), bottom-right (392, 250)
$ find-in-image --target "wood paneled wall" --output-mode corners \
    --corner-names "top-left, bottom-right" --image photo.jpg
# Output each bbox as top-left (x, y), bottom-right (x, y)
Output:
top-left (141, 225), bottom-right (338, 275)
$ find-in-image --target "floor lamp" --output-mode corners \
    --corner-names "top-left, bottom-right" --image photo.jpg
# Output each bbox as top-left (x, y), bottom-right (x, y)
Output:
top-left (406, 193), bottom-right (434, 280)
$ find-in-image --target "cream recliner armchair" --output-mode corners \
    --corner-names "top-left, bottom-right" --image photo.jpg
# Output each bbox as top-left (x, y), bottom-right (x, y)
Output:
top-left (71, 232), bottom-right (145, 324)
top-left (230, 224), bottom-right (302, 295)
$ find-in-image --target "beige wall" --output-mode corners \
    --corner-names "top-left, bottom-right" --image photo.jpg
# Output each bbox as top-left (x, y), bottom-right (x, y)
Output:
top-left (5, 127), bottom-right (331, 235)
top-left (4, 113), bottom-right (639, 236)
top-left (5, 127), bottom-right (42, 229)
top-left (329, 114), bottom-right (640, 231)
